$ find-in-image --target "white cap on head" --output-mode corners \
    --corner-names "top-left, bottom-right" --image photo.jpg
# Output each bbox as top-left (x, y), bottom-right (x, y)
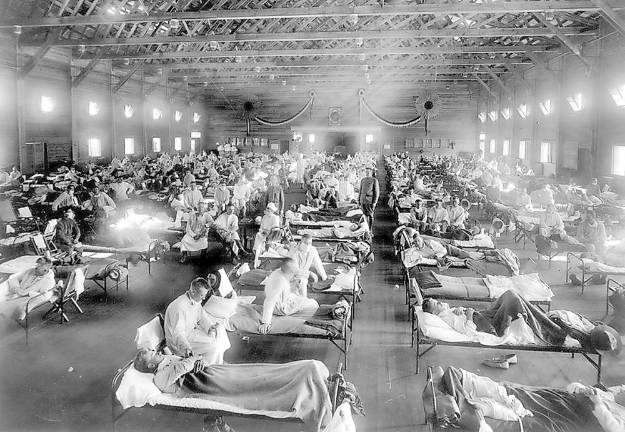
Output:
top-left (266, 202), bottom-right (278, 213)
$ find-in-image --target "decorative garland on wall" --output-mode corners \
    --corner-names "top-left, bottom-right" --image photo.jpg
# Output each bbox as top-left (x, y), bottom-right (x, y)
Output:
top-left (358, 88), bottom-right (422, 128)
top-left (250, 90), bottom-right (316, 127)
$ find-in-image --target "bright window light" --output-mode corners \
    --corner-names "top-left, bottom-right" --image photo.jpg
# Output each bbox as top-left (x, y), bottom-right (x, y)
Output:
top-left (488, 110), bottom-right (498, 122)
top-left (174, 136), bottom-right (182, 151)
top-left (479, 133), bottom-right (486, 141)
top-left (190, 131), bottom-right (201, 139)
top-left (539, 99), bottom-right (553, 115)
top-left (152, 137), bottom-right (161, 152)
top-left (124, 104), bottom-right (134, 118)
top-left (567, 93), bottom-right (584, 112)
top-left (190, 139), bottom-right (196, 153)
top-left (478, 112), bottom-right (486, 123)
top-left (501, 107), bottom-right (511, 120)
top-left (174, 110), bottom-right (183, 122)
top-left (503, 140), bottom-right (510, 156)
top-left (489, 139), bottom-right (496, 154)
top-left (309, 134), bottom-right (315, 143)
top-left (540, 141), bottom-right (551, 163)
top-left (88, 101), bottom-right (99, 116)
top-left (41, 96), bottom-right (54, 113)
top-left (609, 86), bottom-right (625, 107)
top-left (365, 134), bottom-right (374, 143)
top-left (517, 103), bottom-right (529, 119)
top-left (613, 146), bottom-right (625, 176)
top-left (519, 140), bottom-right (527, 160)
top-left (193, 112), bottom-right (200, 123)
top-left (88, 138), bottom-right (101, 157)
top-left (124, 137), bottom-right (135, 155)
top-left (152, 108), bottom-right (163, 120)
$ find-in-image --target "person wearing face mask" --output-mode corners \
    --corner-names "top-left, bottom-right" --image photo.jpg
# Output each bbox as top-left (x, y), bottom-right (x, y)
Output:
top-left (289, 234), bottom-right (328, 296)
top-left (55, 208), bottom-right (82, 254)
top-left (164, 277), bottom-right (230, 364)
top-left (0, 257), bottom-right (56, 325)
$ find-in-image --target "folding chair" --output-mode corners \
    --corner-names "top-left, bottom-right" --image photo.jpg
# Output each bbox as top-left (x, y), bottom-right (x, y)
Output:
top-left (43, 270), bottom-right (84, 325)
top-left (30, 233), bottom-right (66, 262)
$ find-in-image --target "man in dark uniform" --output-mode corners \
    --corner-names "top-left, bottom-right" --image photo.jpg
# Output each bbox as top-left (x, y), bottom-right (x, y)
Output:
top-left (358, 167), bottom-right (379, 231)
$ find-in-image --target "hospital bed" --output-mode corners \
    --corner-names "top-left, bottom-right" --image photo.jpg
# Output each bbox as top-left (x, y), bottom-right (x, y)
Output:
top-left (422, 366), bottom-right (620, 432)
top-left (566, 252), bottom-right (625, 297)
top-left (411, 305), bottom-right (603, 384)
top-left (112, 315), bottom-right (352, 432)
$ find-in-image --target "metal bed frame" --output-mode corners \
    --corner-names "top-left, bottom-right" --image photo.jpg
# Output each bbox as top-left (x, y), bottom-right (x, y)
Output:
top-left (606, 278), bottom-right (624, 316)
top-left (565, 252), bottom-right (625, 297)
top-left (112, 347), bottom-right (344, 432)
top-left (411, 306), bottom-right (603, 384)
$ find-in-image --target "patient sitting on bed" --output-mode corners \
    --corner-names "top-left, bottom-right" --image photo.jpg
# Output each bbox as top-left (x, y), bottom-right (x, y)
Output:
top-left (422, 291), bottom-right (622, 352)
top-left (413, 233), bottom-right (483, 265)
top-left (259, 257), bottom-right (319, 334)
top-left (0, 256), bottom-right (55, 324)
top-left (289, 234), bottom-right (328, 296)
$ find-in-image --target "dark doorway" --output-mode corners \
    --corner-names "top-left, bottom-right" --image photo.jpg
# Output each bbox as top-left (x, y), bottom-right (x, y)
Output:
top-left (326, 132), bottom-right (359, 154)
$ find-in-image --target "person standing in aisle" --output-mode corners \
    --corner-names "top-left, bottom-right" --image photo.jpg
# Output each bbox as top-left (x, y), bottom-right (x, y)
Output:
top-left (358, 167), bottom-right (379, 232)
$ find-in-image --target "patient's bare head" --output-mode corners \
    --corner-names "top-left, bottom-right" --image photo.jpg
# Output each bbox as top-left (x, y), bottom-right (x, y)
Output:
top-left (422, 298), bottom-right (449, 315)
top-left (280, 257), bottom-right (298, 278)
top-left (134, 348), bottom-right (164, 373)
top-left (34, 257), bottom-right (52, 276)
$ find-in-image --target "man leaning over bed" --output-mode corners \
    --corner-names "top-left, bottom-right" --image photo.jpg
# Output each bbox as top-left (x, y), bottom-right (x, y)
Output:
top-left (259, 257), bottom-right (319, 334)
top-left (164, 277), bottom-right (231, 364)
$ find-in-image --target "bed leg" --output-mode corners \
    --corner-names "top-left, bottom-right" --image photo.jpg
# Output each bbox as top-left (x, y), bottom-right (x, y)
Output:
top-left (415, 339), bottom-right (420, 374)
top-left (565, 254), bottom-right (570, 284)
top-left (597, 355), bottom-right (602, 385)
top-left (581, 267), bottom-right (585, 295)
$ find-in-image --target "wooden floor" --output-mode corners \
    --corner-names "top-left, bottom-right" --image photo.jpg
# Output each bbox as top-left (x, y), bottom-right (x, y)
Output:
top-left (1, 160), bottom-right (624, 432)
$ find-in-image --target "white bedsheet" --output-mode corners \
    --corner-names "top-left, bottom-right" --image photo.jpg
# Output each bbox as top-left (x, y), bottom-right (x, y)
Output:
top-left (415, 307), bottom-right (579, 347)
top-left (483, 273), bottom-right (554, 301)
top-left (0, 255), bottom-right (41, 274)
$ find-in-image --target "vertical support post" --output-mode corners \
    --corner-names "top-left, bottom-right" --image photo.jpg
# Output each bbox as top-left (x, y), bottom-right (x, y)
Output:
top-left (141, 68), bottom-right (148, 157)
top-left (111, 60), bottom-right (117, 160)
top-left (16, 34), bottom-right (25, 172)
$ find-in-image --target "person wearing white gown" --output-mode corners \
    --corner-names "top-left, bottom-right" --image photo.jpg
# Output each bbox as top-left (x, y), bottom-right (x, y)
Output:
top-left (253, 202), bottom-right (281, 258)
top-left (179, 201), bottom-right (214, 263)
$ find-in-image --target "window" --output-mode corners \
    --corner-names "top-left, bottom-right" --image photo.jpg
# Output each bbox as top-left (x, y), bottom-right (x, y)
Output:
top-left (478, 112), bottom-right (486, 123)
top-left (566, 93), bottom-right (584, 112)
top-left (152, 108), bottom-right (163, 120)
top-left (152, 137), bottom-right (161, 152)
top-left (190, 131), bottom-right (201, 139)
top-left (609, 86), bottom-right (625, 107)
top-left (190, 139), bottom-right (196, 153)
top-left (539, 99), bottom-right (553, 115)
top-left (174, 137), bottom-right (182, 151)
top-left (501, 107), bottom-right (511, 120)
top-left (41, 96), bottom-right (54, 113)
top-left (365, 134), bottom-right (374, 143)
top-left (613, 146), bottom-right (625, 176)
top-left (124, 104), bottom-right (135, 118)
top-left (174, 110), bottom-right (183, 122)
top-left (488, 110), bottom-right (498, 122)
top-left (519, 140), bottom-right (527, 160)
top-left (489, 139), bottom-right (496, 154)
top-left (88, 138), bottom-right (101, 157)
top-left (308, 134), bottom-right (315, 143)
top-left (193, 112), bottom-right (200, 123)
top-left (479, 133), bottom-right (486, 141)
top-left (540, 141), bottom-right (552, 163)
top-left (517, 103), bottom-right (529, 119)
top-left (124, 137), bottom-right (135, 155)
top-left (88, 101), bottom-right (99, 116)
top-left (502, 140), bottom-right (510, 156)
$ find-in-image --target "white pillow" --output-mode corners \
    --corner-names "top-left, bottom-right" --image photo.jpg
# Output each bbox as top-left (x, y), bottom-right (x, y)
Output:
top-left (115, 366), bottom-right (161, 409)
top-left (217, 268), bottom-right (234, 297)
top-left (134, 316), bottom-right (164, 350)
top-left (203, 296), bottom-right (239, 319)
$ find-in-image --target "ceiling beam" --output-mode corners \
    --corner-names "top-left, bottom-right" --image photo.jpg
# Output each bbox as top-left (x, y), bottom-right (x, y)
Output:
top-left (22, 27), bottom-right (596, 47)
top-left (112, 60), bottom-right (143, 93)
top-left (0, 1), bottom-right (607, 28)
top-left (486, 69), bottom-right (514, 98)
top-left (524, 50), bottom-right (559, 80)
top-left (472, 72), bottom-right (498, 99)
top-left (72, 53), bottom-right (103, 88)
top-left (20, 28), bottom-right (62, 77)
top-left (591, 0), bottom-right (625, 38)
top-left (76, 44), bottom-right (559, 60)
top-left (533, 13), bottom-right (593, 70)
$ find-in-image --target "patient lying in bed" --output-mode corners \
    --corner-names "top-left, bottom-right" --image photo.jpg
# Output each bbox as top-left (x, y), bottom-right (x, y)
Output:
top-left (133, 351), bottom-right (334, 432)
top-left (422, 291), bottom-right (622, 352)
top-left (425, 365), bottom-right (625, 432)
